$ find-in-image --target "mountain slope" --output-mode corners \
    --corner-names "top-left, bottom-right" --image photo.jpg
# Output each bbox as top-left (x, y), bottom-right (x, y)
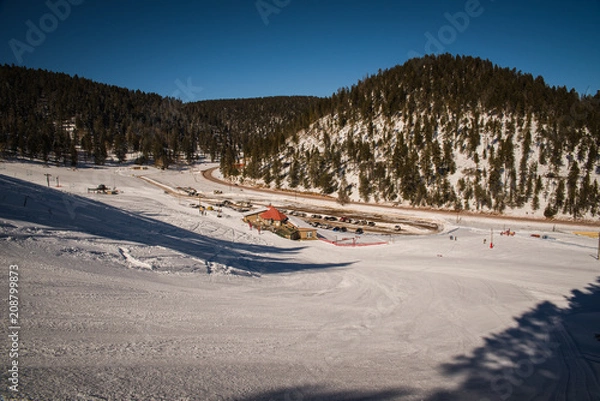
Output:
top-left (0, 65), bottom-right (319, 168)
top-left (234, 54), bottom-right (600, 220)
top-left (2, 56), bottom-right (599, 220)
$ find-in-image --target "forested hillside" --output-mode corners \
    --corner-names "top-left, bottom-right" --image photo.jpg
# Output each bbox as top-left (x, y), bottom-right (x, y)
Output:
top-left (2, 55), bottom-right (599, 219)
top-left (0, 64), bottom-right (318, 169)
top-left (232, 55), bottom-right (600, 219)
top-left (183, 96), bottom-right (319, 175)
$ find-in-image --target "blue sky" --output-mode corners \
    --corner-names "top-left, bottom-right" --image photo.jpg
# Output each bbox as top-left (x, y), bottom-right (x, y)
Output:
top-left (0, 0), bottom-right (598, 101)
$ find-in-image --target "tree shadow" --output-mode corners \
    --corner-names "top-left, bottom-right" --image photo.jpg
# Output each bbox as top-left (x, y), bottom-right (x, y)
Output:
top-left (233, 385), bottom-right (414, 401)
top-left (0, 175), bottom-right (352, 274)
top-left (427, 277), bottom-right (600, 400)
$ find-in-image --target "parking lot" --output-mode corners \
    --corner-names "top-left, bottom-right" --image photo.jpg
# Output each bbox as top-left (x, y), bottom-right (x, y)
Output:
top-left (282, 207), bottom-right (440, 236)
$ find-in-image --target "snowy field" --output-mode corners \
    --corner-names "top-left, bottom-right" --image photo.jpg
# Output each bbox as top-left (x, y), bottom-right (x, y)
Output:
top-left (1, 158), bottom-right (599, 401)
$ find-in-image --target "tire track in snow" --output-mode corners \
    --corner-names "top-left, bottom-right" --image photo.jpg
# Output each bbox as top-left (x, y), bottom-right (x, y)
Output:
top-left (553, 322), bottom-right (600, 400)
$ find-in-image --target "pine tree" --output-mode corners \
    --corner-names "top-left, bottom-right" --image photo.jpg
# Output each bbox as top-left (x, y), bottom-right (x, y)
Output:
top-left (532, 194), bottom-right (540, 211)
top-left (358, 170), bottom-right (371, 202)
top-left (114, 132), bottom-right (128, 163)
top-left (69, 140), bottom-right (78, 167)
top-left (288, 160), bottom-right (300, 188)
top-left (566, 161), bottom-right (580, 216)
top-left (273, 157), bottom-right (282, 189)
top-left (554, 179), bottom-right (566, 212)
top-left (337, 176), bottom-right (351, 205)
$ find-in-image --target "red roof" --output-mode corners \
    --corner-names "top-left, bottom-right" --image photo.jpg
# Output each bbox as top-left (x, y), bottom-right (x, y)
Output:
top-left (259, 206), bottom-right (287, 222)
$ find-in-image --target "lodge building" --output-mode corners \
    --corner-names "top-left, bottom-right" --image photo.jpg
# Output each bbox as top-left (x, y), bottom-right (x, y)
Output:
top-left (243, 206), bottom-right (317, 240)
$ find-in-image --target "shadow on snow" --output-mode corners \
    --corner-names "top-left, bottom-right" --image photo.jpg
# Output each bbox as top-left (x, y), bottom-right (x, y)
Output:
top-left (426, 277), bottom-right (600, 400)
top-left (232, 385), bottom-right (413, 401)
top-left (3, 174), bottom-right (599, 400)
top-left (242, 279), bottom-right (600, 400)
top-left (0, 175), bottom-right (352, 275)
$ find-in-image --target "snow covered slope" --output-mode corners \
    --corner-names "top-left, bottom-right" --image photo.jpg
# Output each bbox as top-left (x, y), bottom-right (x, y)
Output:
top-left (238, 56), bottom-right (600, 223)
top-left (1, 159), bottom-right (599, 400)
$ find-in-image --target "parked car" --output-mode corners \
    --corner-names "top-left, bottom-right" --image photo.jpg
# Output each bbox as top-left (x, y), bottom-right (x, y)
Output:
top-left (355, 228), bottom-right (364, 234)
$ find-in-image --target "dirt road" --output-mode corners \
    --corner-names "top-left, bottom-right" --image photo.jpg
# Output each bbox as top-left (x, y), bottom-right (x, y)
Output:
top-left (202, 167), bottom-right (600, 228)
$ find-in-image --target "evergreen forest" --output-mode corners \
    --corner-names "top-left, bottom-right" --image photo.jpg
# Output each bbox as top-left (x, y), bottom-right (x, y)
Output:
top-left (1, 54), bottom-right (599, 219)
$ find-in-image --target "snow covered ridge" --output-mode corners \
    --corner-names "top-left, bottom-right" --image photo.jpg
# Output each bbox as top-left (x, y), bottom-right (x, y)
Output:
top-left (243, 107), bottom-right (600, 222)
